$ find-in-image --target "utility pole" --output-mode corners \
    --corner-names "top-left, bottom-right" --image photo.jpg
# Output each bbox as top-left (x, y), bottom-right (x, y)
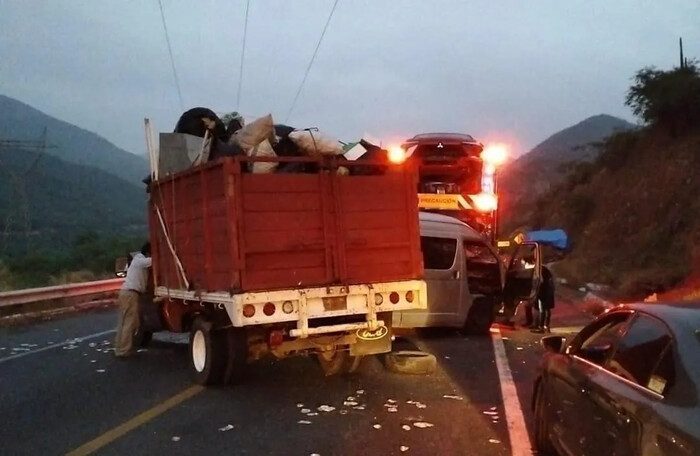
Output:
top-left (0, 129), bottom-right (56, 252)
top-left (680, 37), bottom-right (685, 69)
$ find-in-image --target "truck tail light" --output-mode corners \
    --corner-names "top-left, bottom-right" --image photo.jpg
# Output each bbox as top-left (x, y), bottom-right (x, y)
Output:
top-left (263, 302), bottom-right (276, 316)
top-left (405, 290), bottom-right (414, 303)
top-left (389, 292), bottom-right (400, 304)
top-left (269, 330), bottom-right (284, 347)
top-left (472, 193), bottom-right (498, 213)
top-left (282, 301), bottom-right (294, 314)
top-left (243, 304), bottom-right (256, 318)
top-left (375, 293), bottom-right (384, 305)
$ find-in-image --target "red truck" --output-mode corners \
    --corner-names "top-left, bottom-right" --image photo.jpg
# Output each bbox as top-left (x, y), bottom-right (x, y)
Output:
top-left (141, 153), bottom-right (427, 385)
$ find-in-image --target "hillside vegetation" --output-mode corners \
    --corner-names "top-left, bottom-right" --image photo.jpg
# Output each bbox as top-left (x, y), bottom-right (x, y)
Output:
top-left (512, 62), bottom-right (700, 297)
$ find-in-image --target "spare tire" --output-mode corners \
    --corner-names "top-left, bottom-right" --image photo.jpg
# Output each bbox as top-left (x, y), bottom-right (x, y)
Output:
top-left (385, 350), bottom-right (437, 375)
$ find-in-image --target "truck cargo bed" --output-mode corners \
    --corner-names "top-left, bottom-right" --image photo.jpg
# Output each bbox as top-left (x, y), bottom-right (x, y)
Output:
top-left (149, 158), bottom-right (423, 293)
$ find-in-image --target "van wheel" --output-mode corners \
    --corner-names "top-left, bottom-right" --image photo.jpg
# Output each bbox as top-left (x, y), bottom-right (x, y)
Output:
top-left (222, 327), bottom-right (248, 384)
top-left (189, 318), bottom-right (227, 385)
top-left (463, 297), bottom-right (495, 336)
top-left (317, 350), bottom-right (362, 376)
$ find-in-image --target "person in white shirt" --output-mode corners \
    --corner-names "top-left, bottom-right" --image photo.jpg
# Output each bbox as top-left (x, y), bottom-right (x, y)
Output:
top-left (114, 242), bottom-right (152, 358)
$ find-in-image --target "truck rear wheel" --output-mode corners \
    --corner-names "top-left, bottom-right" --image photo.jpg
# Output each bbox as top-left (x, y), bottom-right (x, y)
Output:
top-left (317, 350), bottom-right (363, 376)
top-left (189, 318), bottom-right (227, 385)
top-left (222, 327), bottom-right (247, 384)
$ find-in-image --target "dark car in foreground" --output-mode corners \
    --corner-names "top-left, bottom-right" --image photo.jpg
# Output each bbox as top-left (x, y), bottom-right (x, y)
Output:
top-left (533, 303), bottom-right (700, 456)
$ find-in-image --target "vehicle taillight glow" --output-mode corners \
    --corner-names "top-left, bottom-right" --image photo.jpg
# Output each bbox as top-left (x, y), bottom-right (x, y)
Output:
top-left (472, 193), bottom-right (498, 213)
top-left (375, 293), bottom-right (384, 305)
top-left (243, 304), bottom-right (256, 318)
top-left (282, 301), bottom-right (294, 314)
top-left (263, 302), bottom-right (276, 316)
top-left (388, 146), bottom-right (406, 164)
top-left (389, 292), bottom-right (400, 304)
top-left (481, 144), bottom-right (507, 167)
top-left (405, 290), bottom-right (414, 303)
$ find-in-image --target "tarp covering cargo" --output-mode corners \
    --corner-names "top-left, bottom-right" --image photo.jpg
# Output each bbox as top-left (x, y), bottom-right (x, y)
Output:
top-left (526, 229), bottom-right (569, 250)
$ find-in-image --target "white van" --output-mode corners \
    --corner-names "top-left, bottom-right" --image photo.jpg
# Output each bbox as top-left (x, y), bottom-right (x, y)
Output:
top-left (394, 212), bottom-right (541, 334)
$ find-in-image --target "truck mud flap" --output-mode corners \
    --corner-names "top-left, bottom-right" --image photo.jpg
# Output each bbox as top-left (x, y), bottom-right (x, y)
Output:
top-left (351, 312), bottom-right (392, 356)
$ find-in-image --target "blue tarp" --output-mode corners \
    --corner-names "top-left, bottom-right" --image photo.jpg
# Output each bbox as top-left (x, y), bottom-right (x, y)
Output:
top-left (526, 229), bottom-right (569, 250)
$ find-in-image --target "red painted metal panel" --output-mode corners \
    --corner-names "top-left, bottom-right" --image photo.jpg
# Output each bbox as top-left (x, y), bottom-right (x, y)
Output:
top-left (150, 157), bottom-right (423, 294)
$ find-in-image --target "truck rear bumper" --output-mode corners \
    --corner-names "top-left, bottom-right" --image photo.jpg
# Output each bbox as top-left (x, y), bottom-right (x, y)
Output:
top-left (155, 280), bottom-right (426, 338)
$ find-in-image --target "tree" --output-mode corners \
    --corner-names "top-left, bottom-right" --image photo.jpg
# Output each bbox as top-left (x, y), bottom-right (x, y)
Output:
top-left (625, 63), bottom-right (700, 136)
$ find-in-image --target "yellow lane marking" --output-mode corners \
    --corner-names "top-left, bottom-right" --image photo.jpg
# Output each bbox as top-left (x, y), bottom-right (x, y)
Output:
top-left (65, 385), bottom-right (204, 456)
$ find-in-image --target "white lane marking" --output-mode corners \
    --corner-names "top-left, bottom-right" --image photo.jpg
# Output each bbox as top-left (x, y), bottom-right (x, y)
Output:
top-left (491, 327), bottom-right (532, 456)
top-left (0, 329), bottom-right (115, 364)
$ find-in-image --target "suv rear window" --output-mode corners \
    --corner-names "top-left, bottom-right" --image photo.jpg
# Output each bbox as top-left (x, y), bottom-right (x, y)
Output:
top-left (421, 237), bottom-right (457, 270)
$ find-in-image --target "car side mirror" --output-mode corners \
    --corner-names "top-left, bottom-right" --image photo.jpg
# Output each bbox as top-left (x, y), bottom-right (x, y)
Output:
top-left (541, 335), bottom-right (566, 353)
top-left (115, 257), bottom-right (128, 278)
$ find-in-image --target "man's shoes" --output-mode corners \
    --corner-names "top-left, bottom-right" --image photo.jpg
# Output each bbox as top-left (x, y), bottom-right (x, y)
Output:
top-left (530, 327), bottom-right (545, 334)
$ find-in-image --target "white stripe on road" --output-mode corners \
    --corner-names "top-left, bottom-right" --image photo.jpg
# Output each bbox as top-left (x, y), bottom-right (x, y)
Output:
top-left (0, 329), bottom-right (115, 364)
top-left (491, 327), bottom-right (533, 456)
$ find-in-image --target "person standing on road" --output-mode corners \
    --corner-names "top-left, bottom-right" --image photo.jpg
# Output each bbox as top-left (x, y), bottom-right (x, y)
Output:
top-left (114, 242), bottom-right (152, 358)
top-left (531, 266), bottom-right (555, 333)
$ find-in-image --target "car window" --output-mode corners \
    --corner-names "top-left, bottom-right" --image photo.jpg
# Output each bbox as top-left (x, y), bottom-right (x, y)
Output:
top-left (463, 241), bottom-right (501, 295)
top-left (648, 345), bottom-right (675, 396)
top-left (421, 236), bottom-right (457, 270)
top-left (571, 312), bottom-right (631, 364)
top-left (508, 243), bottom-right (537, 272)
top-left (607, 315), bottom-right (672, 389)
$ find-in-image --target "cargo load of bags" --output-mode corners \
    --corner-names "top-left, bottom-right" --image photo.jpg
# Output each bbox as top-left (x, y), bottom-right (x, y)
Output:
top-left (153, 107), bottom-right (371, 178)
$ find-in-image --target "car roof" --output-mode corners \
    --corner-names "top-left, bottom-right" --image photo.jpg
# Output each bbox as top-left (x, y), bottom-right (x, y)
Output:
top-left (619, 302), bottom-right (700, 331)
top-left (404, 132), bottom-right (480, 144)
top-left (419, 212), bottom-right (485, 241)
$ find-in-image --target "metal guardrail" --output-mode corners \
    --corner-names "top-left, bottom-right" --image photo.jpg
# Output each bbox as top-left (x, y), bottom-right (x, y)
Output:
top-left (0, 279), bottom-right (124, 308)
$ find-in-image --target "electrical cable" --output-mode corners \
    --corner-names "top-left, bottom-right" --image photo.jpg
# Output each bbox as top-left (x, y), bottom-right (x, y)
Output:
top-left (157, 0), bottom-right (185, 110)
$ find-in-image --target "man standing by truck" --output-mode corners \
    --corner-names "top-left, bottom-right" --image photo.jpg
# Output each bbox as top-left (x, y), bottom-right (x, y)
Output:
top-left (114, 242), bottom-right (152, 358)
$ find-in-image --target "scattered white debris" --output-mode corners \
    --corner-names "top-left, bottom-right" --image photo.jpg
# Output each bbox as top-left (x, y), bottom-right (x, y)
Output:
top-left (137, 349), bottom-right (147, 353)
top-left (307, 412), bottom-right (319, 417)
top-left (218, 424), bottom-right (235, 432)
top-left (502, 337), bottom-right (510, 341)
top-left (483, 411), bottom-right (498, 416)
top-left (171, 436), bottom-right (181, 442)
top-left (415, 402), bottom-right (426, 409)
top-left (0, 348), bottom-right (5, 351)
top-left (62, 345), bottom-right (78, 350)
top-left (413, 422), bottom-right (434, 429)
top-left (387, 407), bottom-right (398, 413)
top-left (400, 446), bottom-right (409, 452)
top-left (346, 396), bottom-right (356, 401)
top-left (356, 389), bottom-right (364, 395)
top-left (310, 454), bottom-right (321, 456)
top-left (406, 400), bottom-right (416, 405)
top-left (344, 401), bottom-right (359, 407)
top-left (489, 438), bottom-right (501, 444)
top-left (516, 347), bottom-right (524, 351)
top-left (12, 347), bottom-right (30, 352)
top-left (301, 408), bottom-right (311, 414)
top-left (490, 406), bottom-right (497, 411)
top-left (89, 343), bottom-right (96, 348)
top-left (317, 405), bottom-right (336, 413)
top-left (90, 360), bottom-right (97, 363)
top-left (339, 410), bottom-right (348, 415)
top-left (297, 403), bottom-right (304, 408)
top-left (373, 424), bottom-right (382, 430)
top-left (353, 406), bottom-right (365, 410)
top-left (444, 356), bottom-right (451, 359)
top-left (402, 425), bottom-right (411, 431)
top-left (96, 369), bottom-right (106, 373)
top-left (387, 399), bottom-right (397, 404)
top-left (298, 420), bottom-right (312, 425)
top-left (443, 395), bottom-right (463, 401)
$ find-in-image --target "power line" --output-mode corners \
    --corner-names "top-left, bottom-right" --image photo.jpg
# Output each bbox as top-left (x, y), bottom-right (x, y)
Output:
top-left (236, 0), bottom-right (250, 108)
top-left (285, 0), bottom-right (340, 123)
top-left (157, 0), bottom-right (185, 110)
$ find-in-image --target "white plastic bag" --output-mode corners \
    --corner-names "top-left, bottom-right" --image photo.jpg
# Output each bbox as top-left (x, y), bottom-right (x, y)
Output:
top-left (289, 130), bottom-right (343, 156)
top-left (249, 139), bottom-right (278, 174)
top-left (230, 114), bottom-right (275, 152)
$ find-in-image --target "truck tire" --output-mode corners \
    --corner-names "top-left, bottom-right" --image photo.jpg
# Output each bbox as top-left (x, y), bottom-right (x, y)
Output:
top-left (463, 297), bottom-right (495, 336)
top-left (222, 327), bottom-right (248, 384)
top-left (317, 350), bottom-right (363, 376)
top-left (385, 350), bottom-right (436, 375)
top-left (189, 318), bottom-right (227, 386)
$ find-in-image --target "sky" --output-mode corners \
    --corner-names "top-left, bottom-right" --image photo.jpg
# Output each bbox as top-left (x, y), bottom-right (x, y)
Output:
top-left (1, 0), bottom-right (698, 157)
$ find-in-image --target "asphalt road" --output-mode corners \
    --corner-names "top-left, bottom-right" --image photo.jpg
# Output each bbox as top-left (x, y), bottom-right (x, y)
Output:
top-left (0, 299), bottom-right (593, 456)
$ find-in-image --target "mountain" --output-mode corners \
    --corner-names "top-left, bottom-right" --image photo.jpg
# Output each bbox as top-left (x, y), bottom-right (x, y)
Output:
top-left (500, 114), bottom-right (636, 234)
top-left (0, 148), bottom-right (147, 255)
top-left (0, 95), bottom-right (148, 185)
